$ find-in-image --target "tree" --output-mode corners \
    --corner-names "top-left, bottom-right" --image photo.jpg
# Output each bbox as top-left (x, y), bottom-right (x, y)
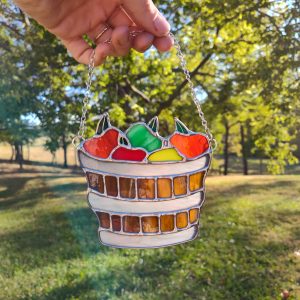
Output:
top-left (1, 0), bottom-right (298, 174)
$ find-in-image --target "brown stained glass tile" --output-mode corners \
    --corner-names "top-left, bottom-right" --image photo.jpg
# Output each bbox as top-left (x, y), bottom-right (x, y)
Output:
top-left (97, 175), bottom-right (104, 194)
top-left (137, 179), bottom-right (155, 199)
top-left (105, 176), bottom-right (118, 197)
top-left (119, 177), bottom-right (136, 199)
top-left (189, 208), bottom-right (199, 224)
top-left (111, 215), bottom-right (121, 231)
top-left (189, 172), bottom-right (205, 192)
top-left (142, 216), bottom-right (159, 233)
top-left (173, 176), bottom-right (187, 196)
top-left (96, 212), bottom-right (110, 229)
top-left (123, 216), bottom-right (140, 233)
top-left (176, 212), bottom-right (188, 229)
top-left (87, 172), bottom-right (98, 189)
top-left (157, 178), bottom-right (172, 198)
top-left (160, 214), bottom-right (175, 232)
top-left (87, 173), bottom-right (104, 193)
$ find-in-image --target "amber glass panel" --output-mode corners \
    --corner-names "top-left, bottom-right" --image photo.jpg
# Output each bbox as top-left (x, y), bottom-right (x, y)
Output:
top-left (111, 215), bottom-right (121, 231)
top-left (142, 216), bottom-right (159, 233)
top-left (87, 172), bottom-right (98, 189)
top-left (160, 215), bottom-right (174, 232)
top-left (137, 179), bottom-right (155, 199)
top-left (189, 172), bottom-right (204, 192)
top-left (119, 177), bottom-right (136, 198)
top-left (157, 178), bottom-right (172, 198)
top-left (123, 216), bottom-right (140, 233)
top-left (105, 176), bottom-right (118, 197)
top-left (173, 176), bottom-right (187, 196)
top-left (95, 175), bottom-right (104, 193)
top-left (87, 173), bottom-right (104, 193)
top-left (96, 212), bottom-right (110, 229)
top-left (189, 208), bottom-right (199, 224)
top-left (176, 212), bottom-right (188, 229)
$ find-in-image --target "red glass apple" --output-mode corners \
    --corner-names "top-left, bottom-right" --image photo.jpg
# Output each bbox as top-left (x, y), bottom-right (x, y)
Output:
top-left (111, 147), bottom-right (147, 161)
top-left (83, 114), bottom-right (119, 159)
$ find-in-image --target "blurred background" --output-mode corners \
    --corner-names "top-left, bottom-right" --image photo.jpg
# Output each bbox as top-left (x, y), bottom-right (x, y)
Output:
top-left (0, 0), bottom-right (299, 299)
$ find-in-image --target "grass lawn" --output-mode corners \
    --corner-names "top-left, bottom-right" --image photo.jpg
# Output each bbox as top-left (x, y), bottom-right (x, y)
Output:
top-left (0, 163), bottom-right (299, 300)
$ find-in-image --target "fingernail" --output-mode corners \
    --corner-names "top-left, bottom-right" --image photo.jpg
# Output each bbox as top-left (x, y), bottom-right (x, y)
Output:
top-left (153, 13), bottom-right (170, 36)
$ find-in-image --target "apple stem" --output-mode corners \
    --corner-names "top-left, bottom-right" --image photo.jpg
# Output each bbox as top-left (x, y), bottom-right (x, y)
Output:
top-left (120, 136), bottom-right (129, 146)
top-left (174, 118), bottom-right (189, 134)
top-left (148, 116), bottom-right (159, 132)
top-left (96, 113), bottom-right (111, 135)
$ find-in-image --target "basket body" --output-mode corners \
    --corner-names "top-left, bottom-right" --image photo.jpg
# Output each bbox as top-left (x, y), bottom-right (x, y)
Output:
top-left (78, 115), bottom-right (211, 248)
top-left (78, 146), bottom-right (211, 248)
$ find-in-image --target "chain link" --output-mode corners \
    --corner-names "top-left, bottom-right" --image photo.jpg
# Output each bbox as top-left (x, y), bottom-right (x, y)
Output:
top-left (72, 49), bottom-right (95, 147)
top-left (73, 32), bottom-right (217, 151)
top-left (169, 32), bottom-right (217, 151)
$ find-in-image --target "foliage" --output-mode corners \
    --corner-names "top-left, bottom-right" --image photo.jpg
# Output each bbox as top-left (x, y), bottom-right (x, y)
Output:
top-left (0, 0), bottom-right (299, 173)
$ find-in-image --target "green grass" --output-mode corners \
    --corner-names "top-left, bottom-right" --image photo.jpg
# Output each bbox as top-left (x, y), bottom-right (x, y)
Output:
top-left (0, 164), bottom-right (299, 300)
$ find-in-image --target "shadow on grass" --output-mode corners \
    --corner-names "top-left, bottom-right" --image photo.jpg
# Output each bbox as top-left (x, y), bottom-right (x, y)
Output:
top-left (0, 176), bottom-right (50, 210)
top-left (0, 205), bottom-right (111, 275)
top-left (0, 175), bottom-right (111, 275)
top-left (0, 177), bottom-right (33, 201)
top-left (36, 278), bottom-right (97, 300)
top-left (51, 182), bottom-right (87, 194)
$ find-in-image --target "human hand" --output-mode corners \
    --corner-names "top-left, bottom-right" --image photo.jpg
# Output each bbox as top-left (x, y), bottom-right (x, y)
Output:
top-left (14, 0), bottom-right (173, 65)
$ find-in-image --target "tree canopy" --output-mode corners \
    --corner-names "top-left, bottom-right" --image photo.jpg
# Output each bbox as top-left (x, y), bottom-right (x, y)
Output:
top-left (0, 0), bottom-right (299, 172)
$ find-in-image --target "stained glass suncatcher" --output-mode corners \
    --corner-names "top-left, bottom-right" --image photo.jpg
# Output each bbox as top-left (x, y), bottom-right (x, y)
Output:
top-left (78, 113), bottom-right (212, 248)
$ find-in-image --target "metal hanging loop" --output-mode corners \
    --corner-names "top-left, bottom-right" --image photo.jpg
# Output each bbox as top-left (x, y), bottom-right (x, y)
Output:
top-left (73, 32), bottom-right (217, 151)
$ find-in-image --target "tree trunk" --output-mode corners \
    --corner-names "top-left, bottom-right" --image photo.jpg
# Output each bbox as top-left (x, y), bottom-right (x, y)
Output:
top-left (240, 124), bottom-right (248, 175)
top-left (27, 144), bottom-right (30, 161)
top-left (223, 121), bottom-right (229, 176)
top-left (10, 144), bottom-right (15, 162)
top-left (260, 158), bottom-right (263, 175)
top-left (14, 142), bottom-right (23, 170)
top-left (62, 134), bottom-right (68, 168)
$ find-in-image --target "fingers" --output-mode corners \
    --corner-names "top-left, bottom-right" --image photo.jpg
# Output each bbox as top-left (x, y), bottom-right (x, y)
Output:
top-left (132, 32), bottom-right (154, 52)
top-left (61, 38), bottom-right (110, 65)
top-left (153, 35), bottom-right (174, 52)
top-left (62, 28), bottom-right (173, 65)
top-left (62, 26), bottom-right (132, 65)
top-left (111, 26), bottom-right (131, 56)
top-left (120, 0), bottom-right (170, 37)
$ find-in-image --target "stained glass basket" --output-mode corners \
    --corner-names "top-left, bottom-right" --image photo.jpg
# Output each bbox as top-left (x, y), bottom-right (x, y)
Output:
top-left (78, 113), bottom-right (212, 248)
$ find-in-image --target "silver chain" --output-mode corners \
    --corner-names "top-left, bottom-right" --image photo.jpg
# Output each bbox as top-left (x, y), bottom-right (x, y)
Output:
top-left (73, 32), bottom-right (217, 151)
top-left (72, 49), bottom-right (95, 147)
top-left (170, 32), bottom-right (217, 150)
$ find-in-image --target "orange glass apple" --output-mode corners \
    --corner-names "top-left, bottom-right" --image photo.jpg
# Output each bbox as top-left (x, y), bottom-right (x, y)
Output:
top-left (169, 119), bottom-right (209, 159)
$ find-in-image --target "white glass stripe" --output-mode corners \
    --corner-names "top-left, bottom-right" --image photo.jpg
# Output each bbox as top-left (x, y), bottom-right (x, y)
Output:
top-left (79, 151), bottom-right (210, 176)
top-left (99, 225), bottom-right (198, 248)
top-left (88, 192), bottom-right (203, 213)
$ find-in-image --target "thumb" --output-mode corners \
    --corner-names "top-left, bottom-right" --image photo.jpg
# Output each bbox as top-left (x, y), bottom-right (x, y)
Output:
top-left (121, 0), bottom-right (170, 37)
